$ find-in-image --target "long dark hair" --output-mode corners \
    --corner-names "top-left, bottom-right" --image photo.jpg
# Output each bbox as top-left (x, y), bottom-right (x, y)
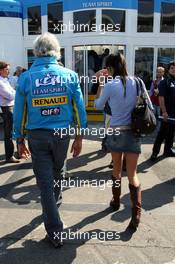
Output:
top-left (106, 53), bottom-right (128, 97)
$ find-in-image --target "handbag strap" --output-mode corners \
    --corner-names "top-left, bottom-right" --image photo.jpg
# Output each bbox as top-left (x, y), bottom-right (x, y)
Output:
top-left (134, 77), bottom-right (141, 97)
top-left (134, 77), bottom-right (154, 111)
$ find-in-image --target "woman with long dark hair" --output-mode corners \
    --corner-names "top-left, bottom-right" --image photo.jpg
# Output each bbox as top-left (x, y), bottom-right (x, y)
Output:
top-left (95, 53), bottom-right (142, 230)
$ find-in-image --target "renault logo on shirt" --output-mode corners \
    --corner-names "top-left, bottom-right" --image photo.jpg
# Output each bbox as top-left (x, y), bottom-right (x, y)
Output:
top-left (32, 96), bottom-right (68, 107)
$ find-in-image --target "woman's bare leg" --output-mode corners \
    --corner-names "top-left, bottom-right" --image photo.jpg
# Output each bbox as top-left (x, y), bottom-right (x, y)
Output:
top-left (111, 152), bottom-right (123, 179)
top-left (125, 153), bottom-right (140, 187)
top-left (110, 152), bottom-right (123, 210)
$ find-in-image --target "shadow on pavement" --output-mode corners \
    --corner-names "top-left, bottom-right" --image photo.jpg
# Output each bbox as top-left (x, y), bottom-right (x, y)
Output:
top-left (0, 145), bottom-right (175, 262)
top-left (0, 174), bottom-right (40, 205)
top-left (0, 208), bottom-right (132, 264)
top-left (137, 155), bottom-right (166, 173)
top-left (0, 161), bottom-right (32, 173)
top-left (0, 150), bottom-right (109, 206)
top-left (0, 148), bottom-right (174, 214)
top-left (67, 149), bottom-right (107, 170)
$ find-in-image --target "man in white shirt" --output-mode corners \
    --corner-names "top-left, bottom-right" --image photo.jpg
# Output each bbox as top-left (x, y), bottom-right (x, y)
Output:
top-left (0, 61), bottom-right (20, 163)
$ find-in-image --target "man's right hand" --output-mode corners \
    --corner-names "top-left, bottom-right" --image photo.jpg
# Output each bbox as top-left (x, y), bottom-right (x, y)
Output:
top-left (162, 111), bottom-right (168, 122)
top-left (17, 143), bottom-right (30, 160)
top-left (70, 136), bottom-right (83, 158)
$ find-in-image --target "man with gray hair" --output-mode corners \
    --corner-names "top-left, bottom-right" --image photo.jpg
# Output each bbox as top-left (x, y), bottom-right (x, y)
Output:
top-left (13, 33), bottom-right (87, 248)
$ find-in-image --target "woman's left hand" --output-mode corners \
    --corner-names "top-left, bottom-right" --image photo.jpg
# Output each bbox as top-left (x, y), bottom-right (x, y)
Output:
top-left (95, 69), bottom-right (109, 80)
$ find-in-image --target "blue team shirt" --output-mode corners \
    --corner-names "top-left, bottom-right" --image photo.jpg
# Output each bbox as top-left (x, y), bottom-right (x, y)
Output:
top-left (13, 56), bottom-right (87, 138)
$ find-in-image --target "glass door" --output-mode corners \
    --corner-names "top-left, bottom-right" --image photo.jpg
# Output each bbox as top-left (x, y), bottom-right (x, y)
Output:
top-left (85, 45), bottom-right (125, 95)
top-left (73, 46), bottom-right (88, 106)
top-left (73, 45), bottom-right (126, 121)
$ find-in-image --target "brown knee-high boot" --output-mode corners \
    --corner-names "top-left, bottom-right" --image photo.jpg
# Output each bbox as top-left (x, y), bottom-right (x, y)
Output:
top-left (128, 184), bottom-right (141, 230)
top-left (110, 178), bottom-right (121, 211)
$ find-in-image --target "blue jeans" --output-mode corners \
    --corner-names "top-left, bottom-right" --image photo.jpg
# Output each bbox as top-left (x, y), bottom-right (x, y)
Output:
top-left (153, 104), bottom-right (160, 118)
top-left (28, 129), bottom-right (70, 237)
top-left (153, 104), bottom-right (161, 131)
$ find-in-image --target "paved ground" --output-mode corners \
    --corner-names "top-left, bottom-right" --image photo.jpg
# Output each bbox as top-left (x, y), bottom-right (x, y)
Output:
top-left (0, 123), bottom-right (175, 264)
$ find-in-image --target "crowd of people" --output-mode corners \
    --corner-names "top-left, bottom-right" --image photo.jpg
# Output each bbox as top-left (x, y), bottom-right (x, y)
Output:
top-left (0, 32), bottom-right (175, 248)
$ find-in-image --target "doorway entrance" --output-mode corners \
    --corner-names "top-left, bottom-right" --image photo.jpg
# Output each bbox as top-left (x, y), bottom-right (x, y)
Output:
top-left (73, 45), bottom-right (125, 121)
